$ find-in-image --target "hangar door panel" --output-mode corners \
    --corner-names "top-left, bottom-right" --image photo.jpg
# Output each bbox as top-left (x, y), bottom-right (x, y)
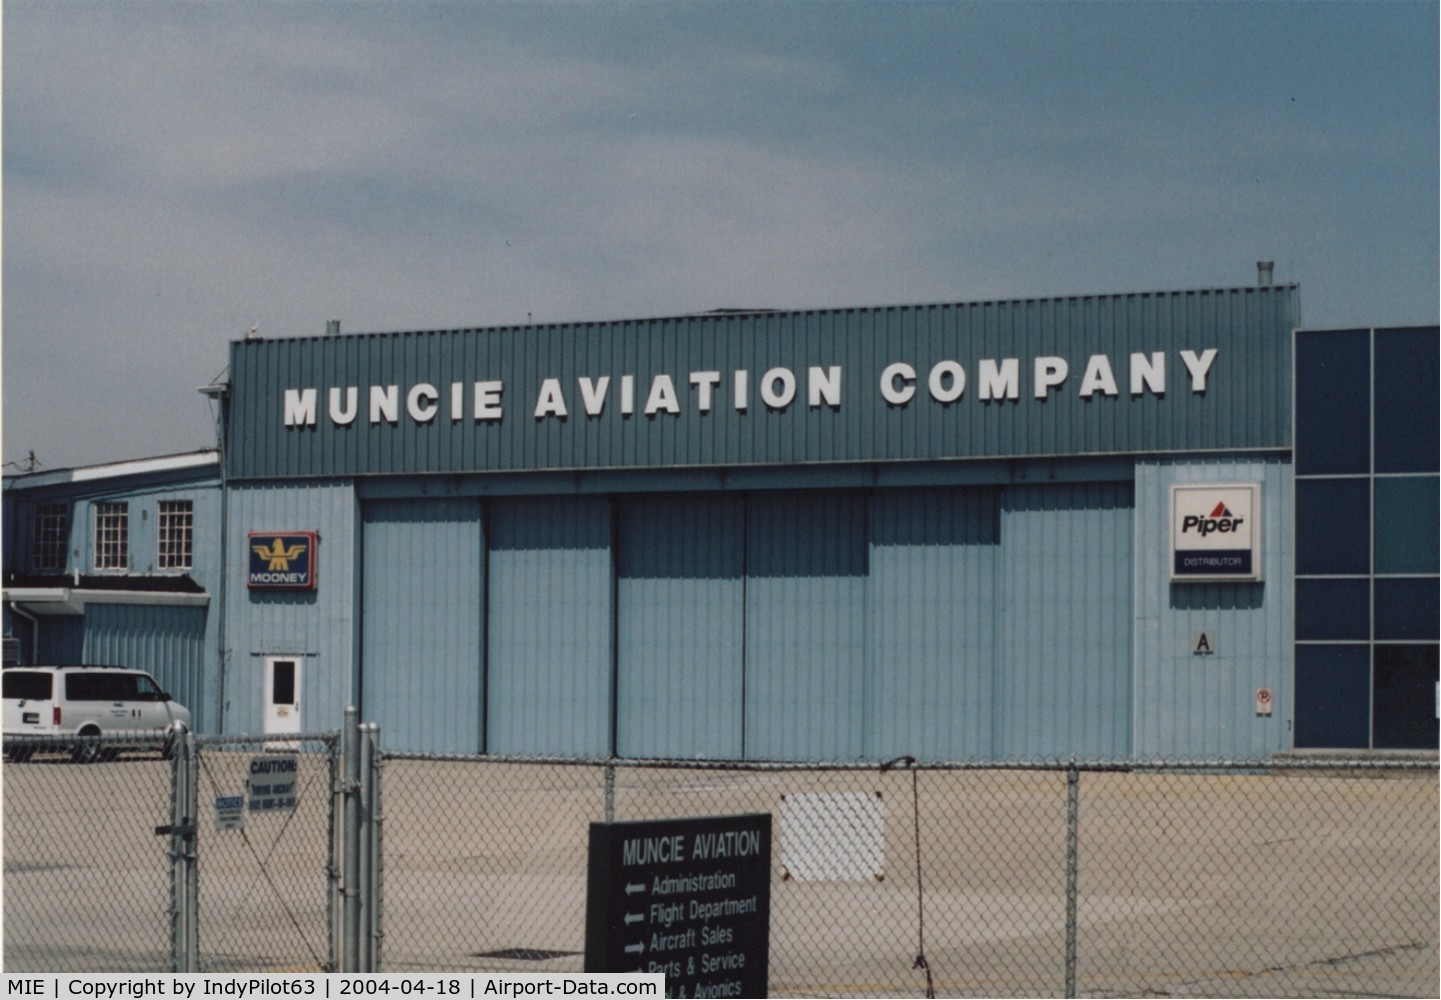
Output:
top-left (488, 497), bottom-right (611, 756)
top-left (362, 499), bottom-right (484, 754)
top-left (868, 489), bottom-right (1000, 760)
top-left (996, 483), bottom-right (1134, 759)
top-left (745, 493), bottom-right (868, 760)
top-left (616, 495), bottom-right (745, 758)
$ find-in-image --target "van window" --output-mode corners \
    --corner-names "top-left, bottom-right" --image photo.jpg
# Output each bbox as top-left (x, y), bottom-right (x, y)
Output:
top-left (3, 671), bottom-right (53, 700)
top-left (66, 672), bottom-right (141, 701)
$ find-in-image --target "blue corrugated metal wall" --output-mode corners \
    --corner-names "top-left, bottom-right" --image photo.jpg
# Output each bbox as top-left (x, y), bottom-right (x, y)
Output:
top-left (616, 495), bottom-right (745, 759)
top-left (3, 476), bottom-right (223, 731)
top-left (1133, 457), bottom-right (1293, 758)
top-left (83, 604), bottom-right (209, 731)
top-left (361, 498), bottom-right (484, 753)
top-left (330, 478), bottom-right (1148, 760)
top-left (867, 489), bottom-right (1000, 760)
top-left (224, 481), bottom-right (359, 733)
top-left (486, 497), bottom-right (611, 756)
top-left (995, 483), bottom-right (1135, 759)
top-left (744, 493), bottom-right (869, 760)
top-left (220, 464), bottom-right (1288, 760)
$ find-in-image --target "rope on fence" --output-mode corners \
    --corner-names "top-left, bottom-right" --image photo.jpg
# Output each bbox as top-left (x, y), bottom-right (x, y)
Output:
top-left (882, 754), bottom-right (937, 999)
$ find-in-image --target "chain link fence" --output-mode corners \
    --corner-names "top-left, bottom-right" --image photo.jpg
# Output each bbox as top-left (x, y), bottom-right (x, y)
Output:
top-left (2, 735), bottom-right (174, 971)
top-left (2, 731), bottom-right (340, 973)
top-left (5, 736), bottom-right (1437, 997)
top-left (376, 754), bottom-right (1439, 998)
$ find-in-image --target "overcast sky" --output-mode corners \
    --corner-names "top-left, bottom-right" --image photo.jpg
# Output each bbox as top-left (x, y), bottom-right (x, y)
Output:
top-left (3, 0), bottom-right (1437, 472)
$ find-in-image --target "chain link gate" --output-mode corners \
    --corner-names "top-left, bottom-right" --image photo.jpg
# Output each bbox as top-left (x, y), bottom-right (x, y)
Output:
top-left (185, 730), bottom-right (345, 972)
top-left (3, 727), bottom-right (350, 973)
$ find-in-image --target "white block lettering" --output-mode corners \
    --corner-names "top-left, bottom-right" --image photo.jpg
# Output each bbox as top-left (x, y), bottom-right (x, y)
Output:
top-left (1180, 348), bottom-right (1219, 392)
top-left (407, 383), bottom-right (439, 423)
top-left (329, 387), bottom-right (358, 425)
top-left (928, 360), bottom-right (966, 403)
top-left (534, 378), bottom-right (568, 418)
top-left (1130, 352), bottom-right (1166, 396)
top-left (1034, 357), bottom-right (1068, 399)
top-left (978, 358), bottom-right (1019, 401)
top-left (880, 362), bottom-right (916, 405)
top-left (370, 385), bottom-right (399, 424)
top-left (284, 388), bottom-right (317, 427)
top-left (1079, 355), bottom-right (1119, 398)
top-left (760, 367), bottom-right (796, 409)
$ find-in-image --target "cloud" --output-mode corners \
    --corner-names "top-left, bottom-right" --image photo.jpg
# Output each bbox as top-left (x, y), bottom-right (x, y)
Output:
top-left (3, 0), bottom-right (1437, 470)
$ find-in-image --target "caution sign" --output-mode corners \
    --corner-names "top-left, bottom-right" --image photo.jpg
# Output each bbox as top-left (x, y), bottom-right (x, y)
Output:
top-left (247, 755), bottom-right (299, 812)
top-left (585, 813), bottom-right (771, 998)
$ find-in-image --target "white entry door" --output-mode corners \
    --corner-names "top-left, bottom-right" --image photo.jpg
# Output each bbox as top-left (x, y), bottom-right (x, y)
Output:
top-left (264, 657), bottom-right (302, 737)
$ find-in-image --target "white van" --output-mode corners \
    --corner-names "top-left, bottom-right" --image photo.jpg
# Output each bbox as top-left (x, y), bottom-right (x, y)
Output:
top-left (2, 664), bottom-right (191, 761)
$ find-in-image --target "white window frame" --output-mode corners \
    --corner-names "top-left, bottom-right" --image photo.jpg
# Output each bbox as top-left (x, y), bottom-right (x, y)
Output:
top-left (93, 502), bottom-right (129, 572)
top-left (157, 499), bottom-right (194, 571)
top-left (31, 503), bottom-right (70, 572)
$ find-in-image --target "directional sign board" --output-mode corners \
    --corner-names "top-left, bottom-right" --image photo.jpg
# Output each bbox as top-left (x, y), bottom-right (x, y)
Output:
top-left (585, 813), bottom-right (771, 998)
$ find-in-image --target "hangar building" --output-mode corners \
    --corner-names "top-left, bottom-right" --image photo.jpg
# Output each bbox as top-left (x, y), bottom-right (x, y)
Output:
top-left (4, 278), bottom-right (1437, 760)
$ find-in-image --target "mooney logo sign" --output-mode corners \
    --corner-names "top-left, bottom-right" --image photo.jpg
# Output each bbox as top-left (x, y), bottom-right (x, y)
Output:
top-left (247, 532), bottom-right (317, 589)
top-left (1171, 485), bottom-right (1260, 581)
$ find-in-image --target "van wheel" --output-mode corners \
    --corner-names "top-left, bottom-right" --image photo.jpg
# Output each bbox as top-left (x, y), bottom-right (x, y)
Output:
top-left (71, 731), bottom-right (105, 764)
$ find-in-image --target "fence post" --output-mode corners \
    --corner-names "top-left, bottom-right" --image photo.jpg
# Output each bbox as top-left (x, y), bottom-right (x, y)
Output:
top-left (604, 760), bottom-right (616, 824)
top-left (328, 733), bottom-right (343, 972)
top-left (342, 706), bottom-right (361, 972)
top-left (166, 725), bottom-right (199, 972)
top-left (362, 722), bottom-right (383, 972)
top-left (1064, 759), bottom-right (1080, 999)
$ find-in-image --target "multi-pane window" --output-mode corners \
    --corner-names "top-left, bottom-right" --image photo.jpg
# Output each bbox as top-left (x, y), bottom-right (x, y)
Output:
top-left (1293, 326), bottom-right (1439, 750)
top-left (93, 502), bottom-right (129, 571)
top-left (158, 500), bottom-right (194, 570)
top-left (31, 503), bottom-right (70, 572)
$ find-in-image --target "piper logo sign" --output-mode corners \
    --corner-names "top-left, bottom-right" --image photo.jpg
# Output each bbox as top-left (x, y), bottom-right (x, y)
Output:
top-left (1171, 484), bottom-right (1260, 581)
top-left (1181, 502), bottom-right (1245, 537)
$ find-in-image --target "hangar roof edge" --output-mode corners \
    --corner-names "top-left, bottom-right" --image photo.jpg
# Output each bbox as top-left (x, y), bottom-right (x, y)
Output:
top-left (2, 450), bottom-right (220, 492)
top-left (232, 284), bottom-right (1301, 347)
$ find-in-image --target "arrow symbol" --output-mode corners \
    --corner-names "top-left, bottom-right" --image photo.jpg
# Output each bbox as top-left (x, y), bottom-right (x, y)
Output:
top-left (624, 912), bottom-right (643, 925)
top-left (625, 882), bottom-right (645, 895)
top-left (624, 942), bottom-right (645, 956)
